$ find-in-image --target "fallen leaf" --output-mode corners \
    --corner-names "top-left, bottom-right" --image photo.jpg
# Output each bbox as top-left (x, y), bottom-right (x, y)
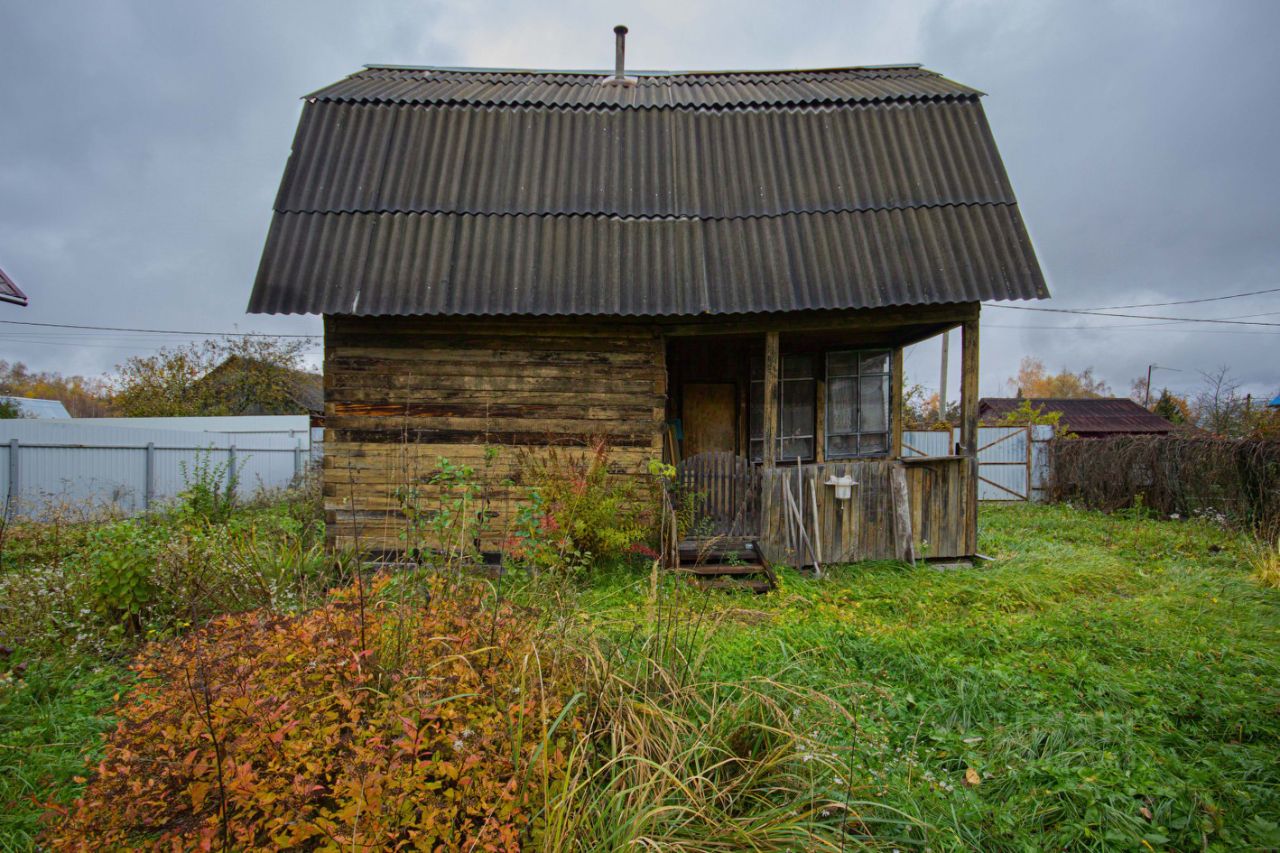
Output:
top-left (964, 767), bottom-right (981, 787)
top-left (1140, 805), bottom-right (1153, 821)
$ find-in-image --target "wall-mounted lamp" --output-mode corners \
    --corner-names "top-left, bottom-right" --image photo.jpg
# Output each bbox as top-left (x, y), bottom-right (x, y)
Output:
top-left (825, 475), bottom-right (857, 501)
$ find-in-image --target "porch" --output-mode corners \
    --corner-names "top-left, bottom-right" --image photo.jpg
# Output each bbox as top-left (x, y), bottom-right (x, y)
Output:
top-left (661, 304), bottom-right (981, 570)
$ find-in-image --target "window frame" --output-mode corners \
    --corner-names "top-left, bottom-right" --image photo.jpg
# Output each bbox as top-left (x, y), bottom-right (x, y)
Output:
top-left (824, 349), bottom-right (892, 460)
top-left (749, 354), bottom-right (816, 463)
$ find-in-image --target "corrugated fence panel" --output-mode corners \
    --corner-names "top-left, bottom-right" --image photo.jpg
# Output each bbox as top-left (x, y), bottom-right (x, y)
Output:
top-left (0, 420), bottom-right (312, 519)
top-left (1030, 424), bottom-right (1053, 501)
top-left (902, 429), bottom-right (953, 458)
top-left (904, 426), bottom-right (1047, 503)
top-left (236, 447), bottom-right (303, 494)
top-left (18, 445), bottom-right (148, 514)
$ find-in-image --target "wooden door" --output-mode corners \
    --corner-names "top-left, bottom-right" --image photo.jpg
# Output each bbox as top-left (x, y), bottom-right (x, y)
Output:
top-left (683, 383), bottom-right (737, 456)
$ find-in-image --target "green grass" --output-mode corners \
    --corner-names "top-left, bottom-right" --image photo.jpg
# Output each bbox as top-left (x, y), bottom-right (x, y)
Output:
top-left (545, 503), bottom-right (1280, 850)
top-left (2, 502), bottom-right (1278, 850)
top-left (0, 658), bottom-right (124, 849)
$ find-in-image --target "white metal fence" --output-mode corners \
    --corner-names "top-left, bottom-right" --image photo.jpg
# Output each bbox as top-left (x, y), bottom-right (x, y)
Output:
top-left (0, 419), bottom-right (314, 519)
top-left (0, 418), bottom-right (1048, 516)
top-left (902, 425), bottom-right (1053, 501)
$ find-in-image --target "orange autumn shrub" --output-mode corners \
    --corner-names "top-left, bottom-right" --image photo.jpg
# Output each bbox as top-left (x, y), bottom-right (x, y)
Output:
top-left (45, 577), bottom-right (582, 851)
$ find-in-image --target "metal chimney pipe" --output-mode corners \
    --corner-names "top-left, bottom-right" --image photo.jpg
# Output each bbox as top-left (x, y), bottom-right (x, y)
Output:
top-left (614, 25), bottom-right (628, 80)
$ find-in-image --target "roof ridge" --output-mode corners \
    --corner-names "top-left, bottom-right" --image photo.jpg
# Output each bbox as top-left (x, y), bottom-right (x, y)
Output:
top-left (273, 201), bottom-right (1020, 221)
top-left (307, 93), bottom-right (981, 109)
top-left (358, 63), bottom-right (928, 76)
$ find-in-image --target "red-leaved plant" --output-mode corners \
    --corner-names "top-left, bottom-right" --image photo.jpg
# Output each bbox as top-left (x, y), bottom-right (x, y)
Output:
top-left (45, 576), bottom-right (581, 851)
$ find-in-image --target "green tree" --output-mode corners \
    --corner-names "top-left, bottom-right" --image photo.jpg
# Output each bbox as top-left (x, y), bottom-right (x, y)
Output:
top-left (1152, 388), bottom-right (1188, 424)
top-left (109, 336), bottom-right (312, 417)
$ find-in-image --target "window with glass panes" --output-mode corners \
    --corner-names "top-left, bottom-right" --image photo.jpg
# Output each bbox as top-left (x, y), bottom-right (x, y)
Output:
top-left (749, 354), bottom-right (815, 462)
top-left (825, 350), bottom-right (891, 458)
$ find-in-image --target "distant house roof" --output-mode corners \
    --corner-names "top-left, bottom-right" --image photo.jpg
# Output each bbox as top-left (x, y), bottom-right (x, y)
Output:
top-left (979, 397), bottom-right (1176, 437)
top-left (0, 266), bottom-right (28, 307)
top-left (1269, 393), bottom-right (1280, 408)
top-left (249, 64), bottom-right (1048, 318)
top-left (193, 356), bottom-right (323, 415)
top-left (0, 396), bottom-right (70, 418)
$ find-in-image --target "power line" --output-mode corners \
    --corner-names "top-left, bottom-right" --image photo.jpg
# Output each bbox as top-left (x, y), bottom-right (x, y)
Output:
top-left (0, 319), bottom-right (321, 338)
top-left (1076, 286), bottom-right (1280, 311)
top-left (0, 337), bottom-right (322, 351)
top-left (983, 304), bottom-right (1280, 327)
top-left (982, 324), bottom-right (1280, 336)
top-left (978, 309), bottom-right (1280, 332)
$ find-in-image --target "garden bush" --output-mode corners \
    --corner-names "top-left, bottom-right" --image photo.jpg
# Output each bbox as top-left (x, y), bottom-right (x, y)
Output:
top-left (1049, 435), bottom-right (1280, 536)
top-left (44, 576), bottom-right (583, 850)
top-left (0, 486), bottom-right (340, 660)
top-left (512, 441), bottom-right (656, 574)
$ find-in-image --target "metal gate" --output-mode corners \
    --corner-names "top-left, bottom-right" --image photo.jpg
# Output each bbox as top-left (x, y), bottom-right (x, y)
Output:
top-left (902, 425), bottom-right (1051, 502)
top-left (975, 426), bottom-right (1030, 501)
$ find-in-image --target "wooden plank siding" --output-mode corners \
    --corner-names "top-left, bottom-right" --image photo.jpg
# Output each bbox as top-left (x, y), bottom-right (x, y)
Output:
top-left (323, 316), bottom-right (666, 552)
top-left (759, 456), bottom-right (970, 565)
top-left (321, 302), bottom-right (979, 559)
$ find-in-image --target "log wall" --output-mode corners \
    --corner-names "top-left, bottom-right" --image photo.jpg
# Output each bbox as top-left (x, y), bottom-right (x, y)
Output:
top-left (323, 316), bottom-right (666, 552)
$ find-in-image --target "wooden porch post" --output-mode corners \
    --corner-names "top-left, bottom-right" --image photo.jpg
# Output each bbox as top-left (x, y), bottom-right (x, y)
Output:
top-left (763, 331), bottom-right (779, 468)
top-left (891, 347), bottom-right (905, 458)
top-left (960, 315), bottom-right (980, 554)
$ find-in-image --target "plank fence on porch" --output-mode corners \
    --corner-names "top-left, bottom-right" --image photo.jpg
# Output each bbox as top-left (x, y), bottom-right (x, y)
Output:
top-left (758, 457), bottom-right (971, 566)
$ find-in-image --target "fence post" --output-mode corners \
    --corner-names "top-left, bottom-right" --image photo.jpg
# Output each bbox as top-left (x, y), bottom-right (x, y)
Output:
top-left (227, 444), bottom-right (237, 499)
top-left (6, 438), bottom-right (18, 520)
top-left (293, 440), bottom-right (303, 480)
top-left (144, 442), bottom-right (155, 511)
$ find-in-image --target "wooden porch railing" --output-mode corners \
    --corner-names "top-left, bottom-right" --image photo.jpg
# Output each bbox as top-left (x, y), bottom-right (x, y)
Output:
top-left (676, 451), bottom-right (761, 539)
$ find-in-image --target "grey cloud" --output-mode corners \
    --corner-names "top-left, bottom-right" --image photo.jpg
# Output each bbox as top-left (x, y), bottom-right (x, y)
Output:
top-left (0, 0), bottom-right (1276, 401)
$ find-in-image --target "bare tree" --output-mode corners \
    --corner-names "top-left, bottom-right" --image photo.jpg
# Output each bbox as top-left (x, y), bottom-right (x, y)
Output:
top-left (1193, 366), bottom-right (1246, 437)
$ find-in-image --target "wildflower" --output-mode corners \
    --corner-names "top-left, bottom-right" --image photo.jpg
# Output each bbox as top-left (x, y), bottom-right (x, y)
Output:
top-left (452, 738), bottom-right (465, 751)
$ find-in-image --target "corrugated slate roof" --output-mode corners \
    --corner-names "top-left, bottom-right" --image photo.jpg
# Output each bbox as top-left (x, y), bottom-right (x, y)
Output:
top-left (307, 66), bottom-right (981, 109)
top-left (250, 64), bottom-right (1047, 317)
top-left (275, 100), bottom-right (1015, 218)
top-left (979, 398), bottom-right (1176, 435)
top-left (0, 265), bottom-right (28, 307)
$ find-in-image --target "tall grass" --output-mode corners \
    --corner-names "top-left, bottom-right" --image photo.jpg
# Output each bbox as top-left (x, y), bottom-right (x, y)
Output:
top-left (1252, 536), bottom-right (1280, 588)
top-left (520, 503), bottom-right (1280, 850)
top-left (524, 575), bottom-right (927, 850)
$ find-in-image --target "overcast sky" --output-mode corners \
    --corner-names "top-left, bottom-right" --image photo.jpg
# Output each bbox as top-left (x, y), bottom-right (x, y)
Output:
top-left (1, 0), bottom-right (1277, 402)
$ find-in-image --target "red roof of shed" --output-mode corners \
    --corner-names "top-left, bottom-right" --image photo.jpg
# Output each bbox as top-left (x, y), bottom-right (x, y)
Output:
top-left (978, 397), bottom-right (1176, 436)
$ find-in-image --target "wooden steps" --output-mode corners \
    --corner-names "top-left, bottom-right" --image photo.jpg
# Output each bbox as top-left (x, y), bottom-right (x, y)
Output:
top-left (675, 538), bottom-right (776, 593)
top-left (694, 578), bottom-right (774, 593)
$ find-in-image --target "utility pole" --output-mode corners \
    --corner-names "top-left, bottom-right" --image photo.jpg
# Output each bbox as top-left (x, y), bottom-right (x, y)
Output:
top-left (1144, 364), bottom-right (1182, 408)
top-left (939, 330), bottom-right (949, 421)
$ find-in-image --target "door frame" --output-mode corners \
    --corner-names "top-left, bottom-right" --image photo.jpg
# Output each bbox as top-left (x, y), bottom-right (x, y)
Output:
top-left (681, 381), bottom-right (739, 457)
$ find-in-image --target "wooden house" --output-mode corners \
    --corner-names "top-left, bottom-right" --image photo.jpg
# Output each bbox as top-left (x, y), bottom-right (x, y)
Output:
top-left (248, 53), bottom-right (1048, 566)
